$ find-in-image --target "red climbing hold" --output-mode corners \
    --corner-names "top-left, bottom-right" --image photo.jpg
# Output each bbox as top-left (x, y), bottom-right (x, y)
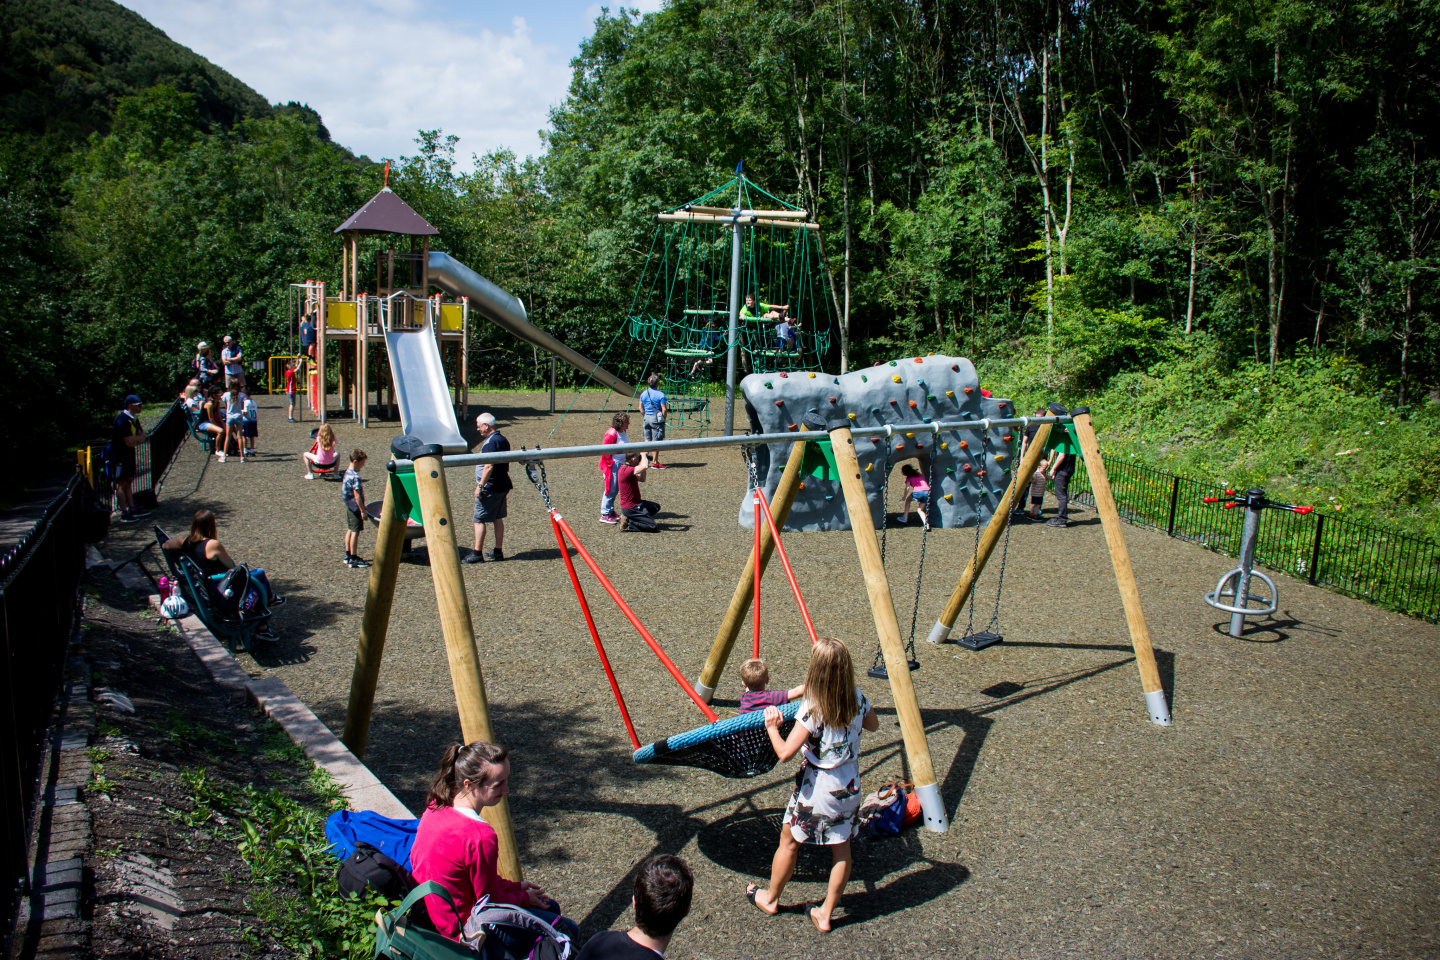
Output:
top-left (828, 396), bottom-right (837, 403)
top-left (951, 364), bottom-right (959, 372)
top-left (889, 399), bottom-right (898, 405)
top-left (963, 464), bottom-right (972, 472)
top-left (775, 400), bottom-right (784, 407)
top-left (780, 372), bottom-right (788, 378)
top-left (788, 423), bottom-right (798, 431)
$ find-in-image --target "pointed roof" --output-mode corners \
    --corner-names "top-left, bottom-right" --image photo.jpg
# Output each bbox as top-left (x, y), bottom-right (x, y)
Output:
top-left (334, 187), bottom-right (439, 236)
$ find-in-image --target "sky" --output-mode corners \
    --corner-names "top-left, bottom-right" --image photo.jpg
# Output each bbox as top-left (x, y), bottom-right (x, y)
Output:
top-left (120, 0), bottom-right (663, 170)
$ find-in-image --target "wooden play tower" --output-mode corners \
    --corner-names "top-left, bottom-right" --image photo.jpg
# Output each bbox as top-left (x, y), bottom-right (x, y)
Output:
top-left (298, 181), bottom-right (470, 426)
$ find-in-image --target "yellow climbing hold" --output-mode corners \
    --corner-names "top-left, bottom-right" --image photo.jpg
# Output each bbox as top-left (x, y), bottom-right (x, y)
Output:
top-left (940, 442), bottom-right (949, 450)
top-left (944, 493), bottom-right (954, 502)
top-left (864, 462), bottom-right (873, 472)
top-left (905, 432), bottom-right (915, 438)
top-left (892, 374), bottom-right (901, 383)
top-left (995, 454), bottom-right (1007, 463)
top-left (847, 413), bottom-right (857, 420)
top-left (808, 372), bottom-right (816, 378)
top-left (945, 390), bottom-right (955, 398)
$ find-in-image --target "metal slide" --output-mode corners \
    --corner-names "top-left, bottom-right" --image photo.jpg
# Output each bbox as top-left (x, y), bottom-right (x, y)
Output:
top-left (384, 312), bottom-right (470, 453)
top-left (428, 252), bottom-right (634, 398)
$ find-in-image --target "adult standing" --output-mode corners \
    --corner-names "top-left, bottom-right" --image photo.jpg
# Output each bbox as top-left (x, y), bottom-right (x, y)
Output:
top-left (110, 395), bottom-right (149, 523)
top-left (221, 335), bottom-right (245, 390)
top-left (637, 374), bottom-right (668, 468)
top-left (1043, 401), bottom-right (1081, 528)
top-left (466, 412), bottom-right (511, 563)
top-left (193, 342), bottom-right (219, 389)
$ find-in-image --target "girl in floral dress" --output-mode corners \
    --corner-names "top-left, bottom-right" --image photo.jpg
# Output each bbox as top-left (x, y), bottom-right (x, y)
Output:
top-left (746, 637), bottom-right (879, 932)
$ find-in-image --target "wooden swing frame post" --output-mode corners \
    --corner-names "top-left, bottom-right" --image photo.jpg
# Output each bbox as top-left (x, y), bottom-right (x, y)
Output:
top-left (927, 421), bottom-right (1054, 644)
top-left (828, 422), bottom-right (948, 833)
top-left (342, 471), bottom-right (410, 758)
top-left (694, 423), bottom-right (815, 701)
top-left (410, 452), bottom-right (524, 879)
top-left (1069, 412), bottom-right (1172, 725)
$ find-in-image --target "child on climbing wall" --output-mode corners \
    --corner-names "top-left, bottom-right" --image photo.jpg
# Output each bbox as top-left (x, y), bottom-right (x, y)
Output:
top-left (900, 463), bottom-right (930, 525)
top-left (737, 659), bottom-right (805, 714)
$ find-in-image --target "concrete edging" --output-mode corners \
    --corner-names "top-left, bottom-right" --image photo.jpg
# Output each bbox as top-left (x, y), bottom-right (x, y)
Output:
top-left (105, 548), bottom-right (412, 820)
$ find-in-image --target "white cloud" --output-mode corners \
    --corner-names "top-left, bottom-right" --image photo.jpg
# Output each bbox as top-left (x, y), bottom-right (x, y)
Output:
top-left (120, 0), bottom-right (576, 170)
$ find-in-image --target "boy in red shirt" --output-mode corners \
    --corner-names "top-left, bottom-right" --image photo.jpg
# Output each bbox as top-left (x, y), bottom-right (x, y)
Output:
top-left (617, 452), bottom-right (661, 532)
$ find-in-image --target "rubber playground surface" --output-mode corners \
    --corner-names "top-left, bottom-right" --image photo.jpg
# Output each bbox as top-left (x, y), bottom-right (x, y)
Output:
top-left (112, 392), bottom-right (1440, 959)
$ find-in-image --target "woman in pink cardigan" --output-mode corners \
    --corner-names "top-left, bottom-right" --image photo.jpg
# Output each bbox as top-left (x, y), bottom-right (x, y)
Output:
top-left (409, 741), bottom-right (579, 943)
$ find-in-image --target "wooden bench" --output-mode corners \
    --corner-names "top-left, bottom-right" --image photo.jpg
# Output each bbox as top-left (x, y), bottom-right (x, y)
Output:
top-left (154, 525), bottom-right (273, 654)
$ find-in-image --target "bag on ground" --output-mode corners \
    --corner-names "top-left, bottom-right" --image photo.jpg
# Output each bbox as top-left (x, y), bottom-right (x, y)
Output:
top-left (858, 781), bottom-right (911, 838)
top-left (338, 841), bottom-right (416, 901)
top-left (461, 896), bottom-right (575, 960)
top-left (375, 881), bottom-right (472, 960)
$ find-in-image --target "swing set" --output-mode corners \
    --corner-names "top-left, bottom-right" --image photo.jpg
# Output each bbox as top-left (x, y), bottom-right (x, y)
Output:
top-left (340, 403), bottom-right (1172, 887)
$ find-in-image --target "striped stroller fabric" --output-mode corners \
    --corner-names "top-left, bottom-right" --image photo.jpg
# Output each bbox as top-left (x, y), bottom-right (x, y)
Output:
top-left (633, 700), bottom-right (802, 778)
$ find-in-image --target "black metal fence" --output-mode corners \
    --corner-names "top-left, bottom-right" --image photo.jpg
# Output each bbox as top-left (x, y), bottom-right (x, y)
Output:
top-left (1, 476), bottom-right (87, 949)
top-left (1069, 457), bottom-right (1440, 623)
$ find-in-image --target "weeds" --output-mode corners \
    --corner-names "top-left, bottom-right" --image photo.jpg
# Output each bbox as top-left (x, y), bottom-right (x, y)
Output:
top-left (84, 747), bottom-right (113, 764)
top-left (90, 764), bottom-right (115, 796)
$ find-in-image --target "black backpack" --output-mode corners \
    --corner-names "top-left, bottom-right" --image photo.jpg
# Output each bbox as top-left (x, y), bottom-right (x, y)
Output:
top-left (338, 842), bottom-right (416, 901)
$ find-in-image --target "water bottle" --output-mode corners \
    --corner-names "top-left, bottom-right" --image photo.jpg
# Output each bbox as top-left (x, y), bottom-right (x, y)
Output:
top-left (158, 576), bottom-right (170, 599)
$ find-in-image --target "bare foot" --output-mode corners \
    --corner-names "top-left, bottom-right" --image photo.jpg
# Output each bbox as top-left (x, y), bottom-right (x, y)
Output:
top-left (745, 883), bottom-right (778, 916)
top-left (806, 903), bottom-right (832, 933)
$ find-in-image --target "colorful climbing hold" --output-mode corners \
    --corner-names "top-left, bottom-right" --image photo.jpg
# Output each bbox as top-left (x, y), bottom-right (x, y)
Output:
top-left (959, 440), bottom-right (969, 450)
top-left (788, 423), bottom-right (799, 431)
top-left (895, 443), bottom-right (904, 451)
top-left (940, 442), bottom-right (949, 451)
top-left (913, 357), bottom-right (923, 363)
top-left (799, 482), bottom-right (806, 490)
top-left (927, 395), bottom-right (936, 401)
top-left (847, 413), bottom-right (857, 420)
top-left (861, 375), bottom-right (868, 382)
top-left (945, 390), bottom-right (955, 398)
top-left (944, 493), bottom-right (954, 502)
top-left (764, 381), bottom-right (773, 388)
top-left (892, 374), bottom-right (902, 383)
top-left (889, 360), bottom-right (898, 366)
top-left (917, 378), bottom-right (926, 387)
top-left (995, 454), bottom-right (1006, 462)
top-left (828, 396), bottom-right (837, 403)
top-left (808, 372), bottom-right (816, 378)
top-left (978, 470), bottom-right (987, 478)
top-left (964, 387), bottom-right (973, 394)
top-left (915, 442), bottom-right (925, 449)
top-left (945, 467), bottom-right (954, 475)
top-left (1003, 434), bottom-right (1013, 441)
top-left (963, 464), bottom-right (972, 472)
top-left (774, 400), bottom-right (783, 407)
top-left (780, 372), bottom-right (788, 378)
top-left (908, 400), bottom-right (918, 409)
top-left (864, 463), bottom-right (873, 472)
top-left (905, 432), bottom-right (915, 438)
top-left (951, 364), bottom-right (959, 372)
top-left (889, 399), bottom-right (899, 405)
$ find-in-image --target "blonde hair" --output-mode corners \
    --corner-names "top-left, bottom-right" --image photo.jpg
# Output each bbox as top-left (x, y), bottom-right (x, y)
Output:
top-left (740, 659), bottom-right (769, 690)
top-left (317, 424), bottom-right (335, 448)
top-left (182, 384), bottom-right (198, 400)
top-left (804, 638), bottom-right (857, 729)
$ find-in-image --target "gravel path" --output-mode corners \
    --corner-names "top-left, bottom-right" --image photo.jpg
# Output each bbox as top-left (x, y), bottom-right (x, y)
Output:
top-left (106, 391), bottom-right (1440, 959)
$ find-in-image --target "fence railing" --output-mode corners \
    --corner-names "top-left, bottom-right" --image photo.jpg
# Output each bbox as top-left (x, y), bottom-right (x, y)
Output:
top-left (1069, 457), bottom-right (1440, 623)
top-left (1, 476), bottom-right (87, 951)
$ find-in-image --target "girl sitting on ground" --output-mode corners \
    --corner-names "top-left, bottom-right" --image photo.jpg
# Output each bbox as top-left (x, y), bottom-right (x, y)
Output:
top-left (302, 423), bottom-right (338, 479)
top-left (900, 463), bottom-right (931, 525)
top-left (411, 742), bottom-right (579, 945)
top-left (162, 509), bottom-right (282, 640)
top-left (747, 637), bottom-right (878, 933)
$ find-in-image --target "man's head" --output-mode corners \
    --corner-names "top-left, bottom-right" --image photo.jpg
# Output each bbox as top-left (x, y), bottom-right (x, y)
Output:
top-left (223, 335), bottom-right (233, 345)
top-left (476, 412), bottom-right (496, 437)
top-left (632, 855), bottom-right (693, 940)
top-left (740, 658), bottom-right (769, 691)
top-left (647, 373), bottom-right (660, 389)
top-left (123, 394), bottom-right (142, 414)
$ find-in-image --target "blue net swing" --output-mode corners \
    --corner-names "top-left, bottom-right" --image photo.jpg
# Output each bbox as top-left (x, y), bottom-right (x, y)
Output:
top-left (527, 455), bottom-right (819, 778)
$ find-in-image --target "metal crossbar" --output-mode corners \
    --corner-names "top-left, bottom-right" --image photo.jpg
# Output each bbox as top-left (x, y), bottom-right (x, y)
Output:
top-left (389, 415), bottom-right (1076, 470)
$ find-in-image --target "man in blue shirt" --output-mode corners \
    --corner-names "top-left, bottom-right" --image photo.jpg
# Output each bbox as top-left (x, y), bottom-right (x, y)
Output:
top-left (637, 374), bottom-right (669, 469)
top-left (465, 412), bottom-right (512, 562)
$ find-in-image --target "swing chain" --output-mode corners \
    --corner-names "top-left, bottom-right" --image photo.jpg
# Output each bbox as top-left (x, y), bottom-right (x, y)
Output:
top-left (878, 426), bottom-right (894, 564)
top-left (741, 442), bottom-right (761, 498)
top-left (904, 428), bottom-right (941, 660)
top-left (961, 433), bottom-right (991, 640)
top-left (985, 466), bottom-right (1015, 635)
top-left (522, 446), bottom-right (554, 513)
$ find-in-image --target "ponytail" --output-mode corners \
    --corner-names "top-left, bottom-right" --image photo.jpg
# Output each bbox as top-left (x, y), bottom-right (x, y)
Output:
top-left (426, 740), bottom-right (509, 809)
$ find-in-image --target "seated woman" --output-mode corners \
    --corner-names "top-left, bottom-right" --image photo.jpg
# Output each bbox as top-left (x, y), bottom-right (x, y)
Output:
top-left (411, 742), bottom-right (579, 946)
top-left (198, 385), bottom-right (226, 445)
top-left (302, 424), bottom-right (339, 479)
top-left (162, 509), bottom-right (282, 639)
top-left (900, 463), bottom-right (930, 525)
top-left (180, 381), bottom-right (204, 413)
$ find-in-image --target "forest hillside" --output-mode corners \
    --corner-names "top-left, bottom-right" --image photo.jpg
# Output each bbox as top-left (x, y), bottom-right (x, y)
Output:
top-left (0, 0), bottom-right (1436, 538)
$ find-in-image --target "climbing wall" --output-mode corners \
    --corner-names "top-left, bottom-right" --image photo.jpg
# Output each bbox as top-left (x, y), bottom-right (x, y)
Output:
top-left (739, 355), bottom-right (1016, 532)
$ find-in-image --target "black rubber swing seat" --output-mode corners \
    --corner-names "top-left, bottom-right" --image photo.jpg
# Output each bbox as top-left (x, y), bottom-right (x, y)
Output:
top-left (634, 700), bottom-right (801, 778)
